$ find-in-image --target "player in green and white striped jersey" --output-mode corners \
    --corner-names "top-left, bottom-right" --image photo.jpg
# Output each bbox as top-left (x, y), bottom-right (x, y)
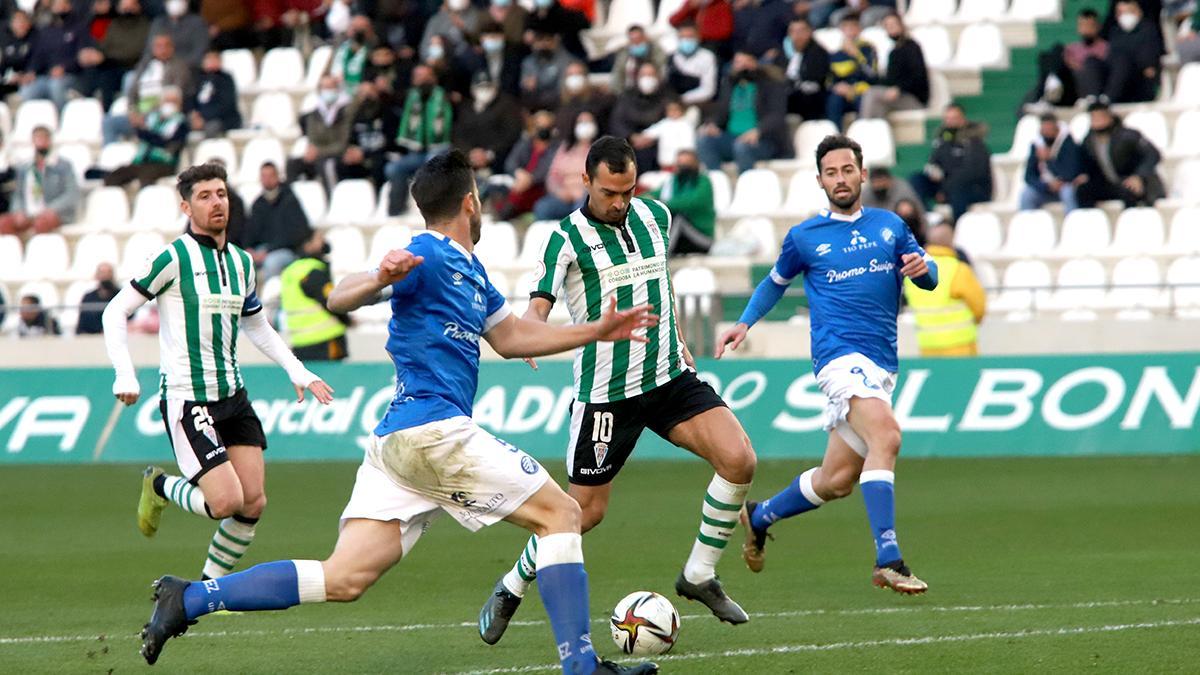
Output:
top-left (478, 137), bottom-right (759, 641)
top-left (102, 163), bottom-right (334, 582)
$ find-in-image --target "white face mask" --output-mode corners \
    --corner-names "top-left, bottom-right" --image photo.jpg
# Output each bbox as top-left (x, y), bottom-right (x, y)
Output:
top-left (1117, 12), bottom-right (1139, 31)
top-left (166, 0), bottom-right (187, 17)
top-left (483, 37), bottom-right (505, 53)
top-left (637, 76), bottom-right (658, 95)
top-left (473, 86), bottom-right (496, 105)
top-left (319, 89), bottom-right (339, 105)
top-left (564, 73), bottom-right (586, 92)
top-left (448, 0), bottom-right (469, 11)
top-left (574, 121), bottom-right (597, 140)
top-left (160, 102), bottom-right (179, 116)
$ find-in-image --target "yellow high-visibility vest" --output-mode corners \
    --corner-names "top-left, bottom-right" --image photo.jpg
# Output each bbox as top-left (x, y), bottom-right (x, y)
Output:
top-left (903, 255), bottom-right (977, 351)
top-left (280, 258), bottom-right (345, 348)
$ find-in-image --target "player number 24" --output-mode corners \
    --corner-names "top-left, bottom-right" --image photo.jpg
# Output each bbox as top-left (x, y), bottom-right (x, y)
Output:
top-left (591, 412), bottom-right (614, 443)
top-left (193, 406), bottom-right (215, 432)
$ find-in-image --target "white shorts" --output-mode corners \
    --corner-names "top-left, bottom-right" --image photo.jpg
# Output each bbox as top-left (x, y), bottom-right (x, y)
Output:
top-left (340, 416), bottom-right (549, 551)
top-left (816, 353), bottom-right (897, 458)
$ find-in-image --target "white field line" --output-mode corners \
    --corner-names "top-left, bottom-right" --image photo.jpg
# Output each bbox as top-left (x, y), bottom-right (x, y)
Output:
top-left (455, 617), bottom-right (1200, 675)
top-left (1, 597), bottom-right (1197, 647)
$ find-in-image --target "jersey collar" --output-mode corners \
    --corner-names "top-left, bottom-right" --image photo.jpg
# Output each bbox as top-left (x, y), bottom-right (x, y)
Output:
top-left (820, 208), bottom-right (864, 223)
top-left (421, 230), bottom-right (475, 262)
top-left (186, 223), bottom-right (227, 251)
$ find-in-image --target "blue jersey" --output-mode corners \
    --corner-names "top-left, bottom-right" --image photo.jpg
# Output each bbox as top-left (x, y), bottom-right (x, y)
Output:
top-left (770, 207), bottom-right (937, 374)
top-left (374, 231), bottom-right (511, 436)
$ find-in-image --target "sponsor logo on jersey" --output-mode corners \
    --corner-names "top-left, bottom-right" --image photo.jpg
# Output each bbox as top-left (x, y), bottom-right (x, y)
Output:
top-left (452, 490), bottom-right (508, 515)
top-left (200, 294), bottom-right (245, 314)
top-left (520, 455), bottom-right (539, 474)
top-left (815, 243), bottom-right (832, 256)
top-left (598, 255), bottom-right (667, 291)
top-left (443, 322), bottom-right (481, 344)
top-left (842, 229), bottom-right (877, 253)
top-left (452, 272), bottom-right (464, 285)
top-left (593, 441), bottom-right (608, 466)
top-left (532, 260), bottom-right (547, 282)
top-left (589, 242), bottom-right (607, 252)
top-left (472, 291), bottom-right (486, 312)
top-left (577, 466), bottom-right (611, 475)
top-left (825, 259), bottom-right (895, 283)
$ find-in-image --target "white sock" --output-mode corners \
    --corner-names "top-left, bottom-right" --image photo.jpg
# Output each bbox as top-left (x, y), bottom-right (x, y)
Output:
top-left (293, 560), bottom-right (327, 604)
top-left (160, 474), bottom-right (211, 517)
top-left (202, 517), bottom-right (258, 579)
top-left (536, 532), bottom-right (584, 567)
top-left (501, 535), bottom-right (538, 598)
top-left (683, 473), bottom-right (751, 584)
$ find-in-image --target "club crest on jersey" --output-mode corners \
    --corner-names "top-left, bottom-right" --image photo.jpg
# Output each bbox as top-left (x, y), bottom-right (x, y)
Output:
top-left (815, 243), bottom-right (832, 256)
top-left (881, 227), bottom-right (894, 243)
top-left (594, 441), bottom-right (609, 466)
top-left (843, 229), bottom-right (876, 253)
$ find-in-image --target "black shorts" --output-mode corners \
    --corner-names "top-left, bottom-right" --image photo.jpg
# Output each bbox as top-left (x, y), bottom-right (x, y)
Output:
top-left (566, 370), bottom-right (726, 486)
top-left (159, 388), bottom-right (267, 483)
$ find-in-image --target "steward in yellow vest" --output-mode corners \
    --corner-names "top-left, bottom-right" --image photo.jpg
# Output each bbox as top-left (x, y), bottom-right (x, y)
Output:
top-left (903, 226), bottom-right (986, 357)
top-left (280, 232), bottom-right (350, 361)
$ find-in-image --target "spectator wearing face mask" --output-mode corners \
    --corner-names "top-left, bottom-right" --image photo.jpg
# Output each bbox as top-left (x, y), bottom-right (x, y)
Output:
top-left (19, 0), bottom-right (87, 110)
top-left (463, 22), bottom-right (521, 96)
top-left (244, 161), bottom-right (314, 281)
top-left (612, 24), bottom-right (665, 92)
top-left (520, 30), bottom-right (578, 111)
top-left (612, 62), bottom-right (672, 170)
top-left (826, 12), bottom-right (877, 129)
top-left (18, 295), bottom-right (61, 338)
top-left (556, 60), bottom-right (615, 138)
top-left (290, 74), bottom-right (359, 190)
top-left (638, 99), bottom-right (696, 170)
top-left (768, 17), bottom-right (830, 120)
top-left (670, 0), bottom-right (734, 56)
top-left (533, 111), bottom-right (596, 220)
top-left (147, 0), bottom-right (209, 67)
top-left (1103, 0), bottom-right (1163, 103)
top-left (386, 64), bottom-right (454, 215)
top-left (454, 72), bottom-right (523, 178)
top-left (524, 0), bottom-right (590, 61)
top-left (666, 23), bottom-right (718, 105)
top-left (102, 32), bottom-right (193, 144)
top-left (697, 51), bottom-right (787, 174)
top-left (858, 12), bottom-right (927, 120)
top-left (340, 81), bottom-right (399, 187)
top-left (76, 0), bottom-right (150, 109)
top-left (422, 0), bottom-right (483, 57)
top-left (331, 15), bottom-right (375, 93)
top-left (191, 48), bottom-right (242, 137)
top-left (909, 103), bottom-right (993, 224)
top-left (860, 167), bottom-right (922, 216)
top-left (1063, 8), bottom-right (1108, 100)
top-left (1, 10), bottom-right (34, 99)
top-left (486, 0), bottom-right (528, 46)
top-left (76, 262), bottom-right (120, 335)
top-left (1020, 113), bottom-right (1083, 213)
top-left (0, 125), bottom-right (79, 236)
top-left (650, 148), bottom-right (715, 255)
top-left (1078, 98), bottom-right (1165, 208)
top-left (498, 110), bottom-right (560, 219)
top-left (103, 86), bottom-right (188, 187)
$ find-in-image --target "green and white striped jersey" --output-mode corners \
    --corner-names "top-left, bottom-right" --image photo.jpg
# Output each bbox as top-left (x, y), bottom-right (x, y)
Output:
top-left (131, 230), bottom-right (260, 402)
top-left (530, 197), bottom-right (686, 403)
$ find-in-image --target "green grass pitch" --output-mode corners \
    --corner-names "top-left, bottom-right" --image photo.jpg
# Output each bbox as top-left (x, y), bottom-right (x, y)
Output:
top-left (2, 456), bottom-right (1199, 673)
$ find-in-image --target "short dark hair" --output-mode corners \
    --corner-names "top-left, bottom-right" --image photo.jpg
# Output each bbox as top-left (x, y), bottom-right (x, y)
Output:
top-left (1039, 112), bottom-right (1058, 124)
top-left (177, 162), bottom-right (228, 200)
top-left (1078, 8), bottom-right (1098, 19)
top-left (946, 101), bottom-right (965, 114)
top-left (790, 16), bottom-right (811, 28)
top-left (585, 136), bottom-right (637, 179)
top-left (815, 134), bottom-right (864, 169)
top-left (411, 150), bottom-right (476, 224)
top-left (31, 124), bottom-right (52, 136)
top-left (839, 11), bottom-right (860, 24)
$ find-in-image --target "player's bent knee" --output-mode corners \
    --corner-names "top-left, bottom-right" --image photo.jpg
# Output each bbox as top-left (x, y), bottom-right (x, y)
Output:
top-left (712, 436), bottom-right (756, 484)
top-left (579, 502), bottom-right (605, 533)
top-left (240, 493), bottom-right (267, 519)
top-left (541, 495), bottom-right (582, 535)
top-left (206, 495), bottom-right (245, 519)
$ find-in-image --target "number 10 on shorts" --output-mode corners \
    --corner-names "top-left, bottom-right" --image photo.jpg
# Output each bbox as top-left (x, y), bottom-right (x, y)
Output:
top-left (592, 412), bottom-right (614, 443)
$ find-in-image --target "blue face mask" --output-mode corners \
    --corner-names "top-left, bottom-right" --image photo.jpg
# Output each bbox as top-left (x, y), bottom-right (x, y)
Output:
top-left (782, 37), bottom-right (796, 60)
top-left (535, 0), bottom-right (553, 8)
top-left (678, 37), bottom-right (698, 55)
top-left (426, 44), bottom-right (444, 61)
top-left (493, 0), bottom-right (512, 6)
top-left (629, 42), bottom-right (649, 58)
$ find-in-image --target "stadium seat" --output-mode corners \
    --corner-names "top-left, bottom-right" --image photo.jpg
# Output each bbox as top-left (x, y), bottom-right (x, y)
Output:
top-left (1047, 258), bottom-right (1107, 311)
top-left (14, 280), bottom-right (61, 319)
top-left (600, 0), bottom-right (655, 38)
top-left (1168, 110), bottom-right (1200, 158)
top-left (291, 180), bottom-right (328, 225)
top-left (56, 98), bottom-right (103, 145)
top-left (708, 170), bottom-right (732, 215)
top-left (638, 170), bottom-right (669, 192)
top-left (119, 231), bottom-right (166, 278)
top-left (486, 269), bottom-right (511, 300)
top-left (1068, 112), bottom-right (1090, 143)
top-left (83, 186), bottom-right (131, 230)
top-left (954, 0), bottom-right (1006, 22)
top-left (192, 138), bottom-right (238, 174)
top-left (862, 26), bottom-right (892, 70)
top-left (324, 179), bottom-right (376, 226)
top-left (1166, 207), bottom-right (1200, 253)
top-left (325, 226), bottom-right (367, 275)
top-left (973, 259), bottom-right (999, 290)
top-left (1109, 208), bottom-right (1164, 256)
top-left (910, 25), bottom-right (953, 68)
top-left (221, 49), bottom-right (258, 93)
top-left (652, 0), bottom-right (688, 35)
top-left (248, 92), bottom-right (299, 139)
top-left (0, 101), bottom-right (10, 141)
top-left (1008, 0), bottom-right (1059, 20)
top-left (237, 138), bottom-right (286, 185)
top-left (1007, 115), bottom-right (1039, 159)
top-left (370, 183), bottom-right (395, 223)
top-left (59, 279), bottom-right (95, 334)
top-left (107, 95), bottom-right (127, 116)
top-left (728, 169), bottom-right (783, 216)
top-left (368, 225), bottom-right (413, 264)
top-left (55, 143), bottom-right (92, 183)
top-left (813, 28), bottom-right (842, 54)
top-left (906, 0), bottom-right (958, 25)
top-left (19, 234), bottom-right (70, 282)
top-left (1166, 256), bottom-right (1200, 310)
top-left (95, 141), bottom-right (137, 171)
top-left (1171, 159), bottom-right (1200, 201)
top-left (846, 119), bottom-right (895, 167)
top-left (780, 171), bottom-right (829, 216)
top-left (255, 47), bottom-right (305, 91)
top-left (130, 184), bottom-right (181, 233)
top-left (11, 99), bottom-right (58, 144)
top-left (1000, 209), bottom-right (1056, 257)
top-left (954, 23), bottom-right (1007, 69)
top-left (673, 263), bottom-right (717, 313)
top-left (305, 45), bottom-right (333, 90)
top-left (5, 142), bottom-right (34, 166)
top-left (1054, 208), bottom-right (1110, 257)
top-left (926, 70), bottom-right (952, 114)
top-left (1108, 256), bottom-right (1167, 310)
top-left (475, 221), bottom-right (520, 271)
top-left (69, 233), bottom-right (119, 280)
top-left (1122, 111), bottom-right (1168, 153)
top-left (793, 120), bottom-right (840, 167)
top-left (953, 212), bottom-right (1003, 259)
top-left (991, 259), bottom-right (1052, 314)
top-left (1174, 62), bottom-right (1200, 107)
top-left (728, 217), bottom-right (778, 258)
top-left (519, 221), bottom-right (560, 265)
top-left (239, 181), bottom-right (263, 206)
top-left (0, 235), bottom-right (24, 282)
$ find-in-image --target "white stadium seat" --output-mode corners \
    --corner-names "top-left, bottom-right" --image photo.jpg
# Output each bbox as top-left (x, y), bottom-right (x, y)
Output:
top-left (83, 186), bottom-right (131, 229)
top-left (991, 259), bottom-right (1052, 314)
top-left (69, 233), bottom-right (120, 280)
top-left (1009, 0), bottom-right (1059, 20)
top-left (325, 226), bottom-right (367, 275)
top-left (728, 217), bottom-right (777, 258)
top-left (1007, 115), bottom-right (1039, 159)
top-left (906, 0), bottom-right (958, 25)
top-left (954, 23), bottom-right (1007, 69)
top-left (11, 99), bottom-right (57, 144)
top-left (1123, 111), bottom-right (1169, 153)
top-left (19, 234), bottom-right (70, 282)
top-left (324, 179), bottom-right (376, 226)
top-left (926, 70), bottom-right (952, 113)
top-left (793, 120), bottom-right (839, 168)
top-left (953, 212), bottom-right (1003, 259)
top-left (129, 184), bottom-right (181, 232)
top-left (291, 180), bottom-right (328, 225)
top-left (305, 45), bottom-right (334, 90)
top-left (780, 171), bottom-right (829, 216)
top-left (1108, 257), bottom-right (1167, 310)
top-left (708, 170), bottom-right (732, 215)
top-left (0, 101), bottom-right (10, 141)
top-left (475, 221), bottom-right (519, 270)
top-left (368, 225), bottom-right (413, 264)
top-left (15, 280), bottom-right (60, 318)
top-left (119, 231), bottom-right (166, 279)
top-left (1047, 258), bottom-right (1106, 311)
top-left (237, 138), bottom-right (286, 185)
top-left (487, 270), bottom-right (511, 298)
top-left (0, 235), bottom-right (24, 282)
top-left (813, 28), bottom-right (842, 54)
top-left (673, 264), bottom-right (717, 313)
top-left (846, 118), bottom-right (895, 167)
top-left (954, 0), bottom-right (1007, 22)
top-left (601, 0), bottom-right (654, 37)
top-left (1174, 62), bottom-right (1200, 107)
top-left (861, 26), bottom-right (892, 70)
top-left (192, 138), bottom-right (238, 174)
top-left (1167, 207), bottom-right (1200, 253)
top-left (1168, 110), bottom-right (1200, 158)
top-left (910, 25), bottom-right (953, 67)
top-left (221, 49), bottom-right (258, 93)
top-left (1170, 160), bottom-right (1200, 201)
top-left (255, 47), bottom-right (305, 91)
top-left (519, 221), bottom-right (560, 265)
top-left (1167, 256), bottom-right (1200, 310)
top-left (1055, 208), bottom-right (1110, 257)
top-left (248, 92), bottom-right (299, 139)
top-left (1001, 209), bottom-right (1056, 257)
top-left (57, 98), bottom-right (103, 145)
top-left (96, 141), bottom-right (137, 171)
top-left (1069, 112), bottom-right (1090, 143)
top-left (652, 0), bottom-right (688, 35)
top-left (1109, 208), bottom-right (1164, 256)
top-left (973, 259), bottom-right (999, 290)
top-left (59, 279), bottom-right (95, 334)
top-left (371, 183), bottom-right (395, 223)
top-left (727, 169), bottom-right (782, 217)
top-left (55, 143), bottom-right (92, 183)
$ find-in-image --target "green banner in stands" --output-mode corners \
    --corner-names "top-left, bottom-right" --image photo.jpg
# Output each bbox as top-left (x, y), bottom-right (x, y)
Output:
top-left (1, 354), bottom-right (1197, 464)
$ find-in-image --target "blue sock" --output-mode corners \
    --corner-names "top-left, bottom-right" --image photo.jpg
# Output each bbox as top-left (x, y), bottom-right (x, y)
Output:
top-left (182, 559), bottom-right (326, 619)
top-left (751, 468), bottom-right (824, 531)
top-left (536, 533), bottom-right (597, 675)
top-left (860, 470), bottom-right (902, 566)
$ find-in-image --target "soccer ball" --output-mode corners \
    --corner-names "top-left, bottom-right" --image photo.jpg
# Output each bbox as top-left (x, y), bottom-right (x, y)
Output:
top-left (609, 591), bottom-right (680, 656)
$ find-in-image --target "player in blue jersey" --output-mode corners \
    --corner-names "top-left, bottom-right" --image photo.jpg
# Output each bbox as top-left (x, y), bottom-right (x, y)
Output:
top-left (138, 151), bottom-right (660, 675)
top-left (716, 135), bottom-right (938, 594)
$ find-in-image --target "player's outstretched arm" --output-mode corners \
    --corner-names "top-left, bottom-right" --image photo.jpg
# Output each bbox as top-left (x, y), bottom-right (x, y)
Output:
top-left (518, 297), bottom-right (554, 370)
top-left (101, 285), bottom-right (150, 406)
top-left (327, 249), bottom-right (425, 313)
top-left (715, 273), bottom-right (789, 358)
top-left (485, 297), bottom-right (658, 359)
top-left (241, 311), bottom-right (335, 404)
